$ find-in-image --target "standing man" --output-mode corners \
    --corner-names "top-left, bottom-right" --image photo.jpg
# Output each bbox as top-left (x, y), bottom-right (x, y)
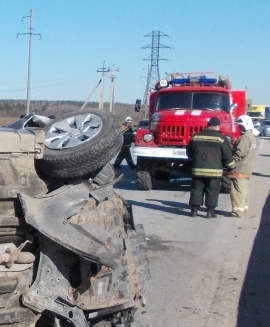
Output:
top-left (114, 117), bottom-right (136, 169)
top-left (228, 115), bottom-right (258, 217)
top-left (187, 117), bottom-right (235, 218)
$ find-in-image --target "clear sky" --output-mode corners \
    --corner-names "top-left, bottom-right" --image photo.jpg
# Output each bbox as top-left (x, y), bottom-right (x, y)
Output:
top-left (0, 0), bottom-right (269, 105)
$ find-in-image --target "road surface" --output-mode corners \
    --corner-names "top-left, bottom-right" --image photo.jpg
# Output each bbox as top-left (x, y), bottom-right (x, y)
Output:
top-left (113, 137), bottom-right (270, 327)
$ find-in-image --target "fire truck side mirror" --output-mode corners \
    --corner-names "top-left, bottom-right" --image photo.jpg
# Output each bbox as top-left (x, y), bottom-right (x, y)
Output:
top-left (135, 99), bottom-right (141, 112)
top-left (230, 103), bottom-right (238, 113)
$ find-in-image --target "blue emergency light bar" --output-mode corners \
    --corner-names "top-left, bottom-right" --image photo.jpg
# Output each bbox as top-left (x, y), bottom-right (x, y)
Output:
top-left (172, 76), bottom-right (218, 85)
top-left (155, 73), bottom-right (226, 91)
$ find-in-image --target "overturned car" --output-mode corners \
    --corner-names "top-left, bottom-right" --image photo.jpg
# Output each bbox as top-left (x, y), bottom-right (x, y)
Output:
top-left (0, 109), bottom-right (150, 327)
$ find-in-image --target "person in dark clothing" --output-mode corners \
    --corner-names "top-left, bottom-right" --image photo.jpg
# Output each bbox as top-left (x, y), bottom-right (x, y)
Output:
top-left (114, 117), bottom-right (136, 169)
top-left (186, 117), bottom-right (235, 218)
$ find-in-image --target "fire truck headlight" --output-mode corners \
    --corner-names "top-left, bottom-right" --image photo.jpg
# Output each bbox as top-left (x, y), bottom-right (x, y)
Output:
top-left (159, 79), bottom-right (168, 87)
top-left (143, 133), bottom-right (153, 142)
top-left (155, 79), bottom-right (168, 90)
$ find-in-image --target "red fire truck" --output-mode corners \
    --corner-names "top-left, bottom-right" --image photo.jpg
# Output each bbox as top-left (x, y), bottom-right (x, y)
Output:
top-left (133, 72), bottom-right (246, 190)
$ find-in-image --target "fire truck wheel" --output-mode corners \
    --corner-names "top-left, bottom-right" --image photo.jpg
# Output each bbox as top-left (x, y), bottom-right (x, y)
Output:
top-left (136, 157), bottom-right (153, 190)
top-left (154, 170), bottom-right (171, 180)
top-left (220, 171), bottom-right (231, 193)
top-left (36, 109), bottom-right (123, 178)
top-left (137, 170), bottom-right (153, 190)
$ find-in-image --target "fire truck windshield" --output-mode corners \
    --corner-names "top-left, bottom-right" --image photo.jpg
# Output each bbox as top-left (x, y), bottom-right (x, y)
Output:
top-left (156, 92), bottom-right (230, 113)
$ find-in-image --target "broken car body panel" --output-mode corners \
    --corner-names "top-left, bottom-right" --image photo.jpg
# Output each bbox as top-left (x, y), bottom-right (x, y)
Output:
top-left (0, 117), bottom-right (150, 327)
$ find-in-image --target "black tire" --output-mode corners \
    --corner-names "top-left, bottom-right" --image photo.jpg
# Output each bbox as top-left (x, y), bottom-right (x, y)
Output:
top-left (220, 171), bottom-right (231, 193)
top-left (36, 109), bottom-right (123, 178)
top-left (154, 170), bottom-right (170, 180)
top-left (137, 157), bottom-right (153, 190)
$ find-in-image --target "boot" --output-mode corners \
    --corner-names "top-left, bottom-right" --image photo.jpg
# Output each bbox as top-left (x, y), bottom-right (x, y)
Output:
top-left (206, 206), bottom-right (217, 218)
top-left (190, 205), bottom-right (199, 217)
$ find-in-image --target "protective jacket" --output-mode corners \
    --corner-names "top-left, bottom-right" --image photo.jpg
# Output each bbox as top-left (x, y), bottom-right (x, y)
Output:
top-left (121, 124), bottom-right (135, 147)
top-left (187, 128), bottom-right (235, 177)
top-left (228, 130), bottom-right (256, 178)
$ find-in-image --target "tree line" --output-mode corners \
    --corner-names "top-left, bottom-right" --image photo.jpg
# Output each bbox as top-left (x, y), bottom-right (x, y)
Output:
top-left (0, 100), bottom-right (136, 121)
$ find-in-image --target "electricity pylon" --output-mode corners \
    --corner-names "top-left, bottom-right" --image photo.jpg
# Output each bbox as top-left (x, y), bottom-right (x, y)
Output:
top-left (141, 31), bottom-right (170, 109)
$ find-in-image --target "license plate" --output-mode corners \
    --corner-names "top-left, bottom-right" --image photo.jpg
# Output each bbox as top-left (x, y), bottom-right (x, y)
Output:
top-left (172, 149), bottom-right (186, 156)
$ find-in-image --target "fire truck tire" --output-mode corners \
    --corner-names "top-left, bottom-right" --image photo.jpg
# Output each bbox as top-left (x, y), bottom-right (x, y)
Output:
top-left (154, 170), bottom-right (170, 180)
top-left (136, 157), bottom-right (153, 190)
top-left (220, 171), bottom-right (231, 193)
top-left (137, 170), bottom-right (153, 190)
top-left (36, 109), bottom-right (123, 178)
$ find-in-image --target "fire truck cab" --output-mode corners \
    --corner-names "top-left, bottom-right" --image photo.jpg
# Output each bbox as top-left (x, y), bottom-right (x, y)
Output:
top-left (133, 72), bottom-right (246, 190)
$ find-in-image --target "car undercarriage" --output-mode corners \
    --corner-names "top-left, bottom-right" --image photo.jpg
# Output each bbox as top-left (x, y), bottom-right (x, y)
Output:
top-left (0, 110), bottom-right (150, 327)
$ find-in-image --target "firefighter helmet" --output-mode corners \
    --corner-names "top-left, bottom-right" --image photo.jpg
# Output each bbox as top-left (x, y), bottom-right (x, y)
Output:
top-left (236, 115), bottom-right (259, 136)
top-left (125, 117), bottom-right (133, 123)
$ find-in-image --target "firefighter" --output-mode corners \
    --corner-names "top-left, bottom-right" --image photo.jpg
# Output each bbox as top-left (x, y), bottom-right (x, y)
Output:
top-left (187, 117), bottom-right (236, 218)
top-left (228, 115), bottom-right (258, 217)
top-left (114, 117), bottom-right (136, 169)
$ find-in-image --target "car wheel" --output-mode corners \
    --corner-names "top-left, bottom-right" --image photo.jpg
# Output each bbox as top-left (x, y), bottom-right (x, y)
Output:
top-left (36, 109), bottom-right (123, 178)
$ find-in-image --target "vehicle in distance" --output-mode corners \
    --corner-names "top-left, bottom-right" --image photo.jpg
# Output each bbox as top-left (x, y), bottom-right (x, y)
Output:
top-left (133, 119), bottom-right (149, 136)
top-left (248, 104), bottom-right (270, 120)
top-left (261, 120), bottom-right (270, 136)
top-left (252, 119), bottom-right (264, 136)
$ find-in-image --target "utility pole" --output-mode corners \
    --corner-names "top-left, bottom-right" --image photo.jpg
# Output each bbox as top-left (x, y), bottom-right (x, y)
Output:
top-left (108, 66), bottom-right (119, 113)
top-left (97, 61), bottom-right (110, 109)
top-left (17, 9), bottom-right (41, 115)
top-left (141, 31), bottom-right (170, 108)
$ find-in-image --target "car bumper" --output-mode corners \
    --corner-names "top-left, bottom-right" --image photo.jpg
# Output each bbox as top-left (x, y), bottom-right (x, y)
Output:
top-left (132, 146), bottom-right (188, 159)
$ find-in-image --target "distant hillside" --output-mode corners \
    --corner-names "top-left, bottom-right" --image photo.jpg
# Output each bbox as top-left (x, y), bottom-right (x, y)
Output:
top-left (0, 100), bottom-right (137, 121)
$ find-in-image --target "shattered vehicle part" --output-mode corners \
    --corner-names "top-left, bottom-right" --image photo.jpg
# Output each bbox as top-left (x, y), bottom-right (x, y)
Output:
top-left (5, 113), bottom-right (52, 129)
top-left (0, 117), bottom-right (150, 327)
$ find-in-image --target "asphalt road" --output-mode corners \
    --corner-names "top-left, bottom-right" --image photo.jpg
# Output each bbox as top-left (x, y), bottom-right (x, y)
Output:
top-left (112, 137), bottom-right (270, 327)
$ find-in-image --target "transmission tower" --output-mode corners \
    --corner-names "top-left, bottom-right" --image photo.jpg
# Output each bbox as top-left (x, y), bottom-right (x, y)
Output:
top-left (141, 31), bottom-right (170, 109)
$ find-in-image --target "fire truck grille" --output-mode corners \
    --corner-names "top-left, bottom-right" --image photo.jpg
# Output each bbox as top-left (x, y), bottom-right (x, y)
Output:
top-left (189, 125), bottom-right (204, 135)
top-left (161, 125), bottom-right (184, 137)
top-left (160, 124), bottom-right (204, 145)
